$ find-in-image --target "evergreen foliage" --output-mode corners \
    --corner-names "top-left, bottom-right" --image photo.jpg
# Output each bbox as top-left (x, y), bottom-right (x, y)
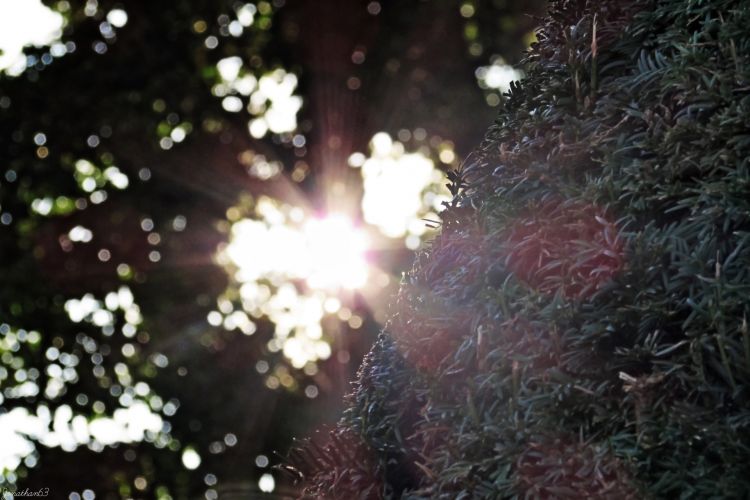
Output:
top-left (297, 0), bottom-right (750, 497)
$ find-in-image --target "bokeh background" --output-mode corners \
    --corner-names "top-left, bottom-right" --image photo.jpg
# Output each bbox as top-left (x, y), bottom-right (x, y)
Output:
top-left (0, 0), bottom-right (544, 497)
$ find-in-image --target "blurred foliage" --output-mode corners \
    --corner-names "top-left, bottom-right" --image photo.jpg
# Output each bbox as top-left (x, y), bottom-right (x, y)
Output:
top-left (297, 0), bottom-right (750, 498)
top-left (0, 0), bottom-right (544, 498)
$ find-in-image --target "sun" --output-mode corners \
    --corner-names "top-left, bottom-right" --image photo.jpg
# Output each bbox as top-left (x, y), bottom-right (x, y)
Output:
top-left (224, 202), bottom-right (369, 291)
top-left (217, 199), bottom-right (373, 369)
top-left (304, 214), bottom-right (369, 290)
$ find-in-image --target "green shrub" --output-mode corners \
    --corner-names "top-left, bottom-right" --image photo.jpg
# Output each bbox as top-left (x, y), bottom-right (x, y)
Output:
top-left (295, 0), bottom-right (750, 497)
